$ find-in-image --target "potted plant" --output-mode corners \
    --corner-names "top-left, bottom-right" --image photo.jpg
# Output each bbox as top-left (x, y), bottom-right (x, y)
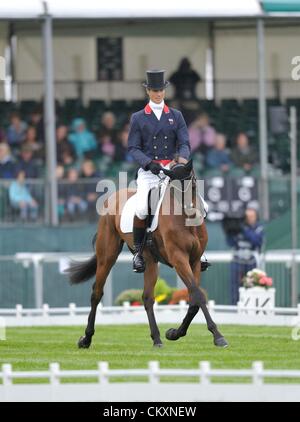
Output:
top-left (239, 268), bottom-right (276, 314)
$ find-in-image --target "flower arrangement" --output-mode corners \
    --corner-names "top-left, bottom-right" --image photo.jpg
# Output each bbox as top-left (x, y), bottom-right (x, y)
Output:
top-left (242, 268), bottom-right (273, 289)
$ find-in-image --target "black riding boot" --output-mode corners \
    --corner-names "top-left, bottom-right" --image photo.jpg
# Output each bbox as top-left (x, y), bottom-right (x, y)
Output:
top-left (133, 221), bottom-right (146, 273)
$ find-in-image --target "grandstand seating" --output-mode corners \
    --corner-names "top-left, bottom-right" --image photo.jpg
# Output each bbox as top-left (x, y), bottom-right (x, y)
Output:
top-left (0, 96), bottom-right (298, 224)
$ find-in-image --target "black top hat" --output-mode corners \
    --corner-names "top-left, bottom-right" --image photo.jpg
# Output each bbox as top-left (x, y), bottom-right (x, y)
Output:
top-left (142, 70), bottom-right (170, 90)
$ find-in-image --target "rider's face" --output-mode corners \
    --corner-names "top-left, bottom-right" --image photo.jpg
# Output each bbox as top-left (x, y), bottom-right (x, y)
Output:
top-left (147, 89), bottom-right (165, 104)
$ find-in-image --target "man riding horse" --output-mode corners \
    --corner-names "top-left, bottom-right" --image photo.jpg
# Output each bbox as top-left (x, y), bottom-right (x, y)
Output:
top-left (128, 69), bottom-right (207, 273)
top-left (66, 69), bottom-right (227, 349)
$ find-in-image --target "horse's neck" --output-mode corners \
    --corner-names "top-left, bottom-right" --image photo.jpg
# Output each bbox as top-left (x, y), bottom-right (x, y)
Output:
top-left (164, 180), bottom-right (197, 219)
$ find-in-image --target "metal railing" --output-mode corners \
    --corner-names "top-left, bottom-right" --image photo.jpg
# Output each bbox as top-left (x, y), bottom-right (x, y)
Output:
top-left (0, 174), bottom-right (296, 226)
top-left (1, 361), bottom-right (300, 402)
top-left (0, 178), bottom-right (104, 225)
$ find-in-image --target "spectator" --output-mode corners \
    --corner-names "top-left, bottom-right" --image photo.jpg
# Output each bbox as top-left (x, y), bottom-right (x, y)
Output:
top-left (56, 124), bottom-right (76, 164)
top-left (81, 160), bottom-right (101, 220)
top-left (6, 111), bottom-right (27, 148)
top-left (100, 134), bottom-right (116, 158)
top-left (226, 208), bottom-right (264, 305)
top-left (98, 112), bottom-right (118, 157)
top-left (61, 149), bottom-right (77, 174)
top-left (0, 127), bottom-right (6, 142)
top-left (81, 159), bottom-right (101, 179)
top-left (169, 58), bottom-right (201, 101)
top-left (115, 124), bottom-right (133, 162)
top-left (205, 133), bottom-right (232, 172)
top-left (98, 111), bottom-right (117, 139)
top-left (16, 144), bottom-right (39, 178)
top-left (0, 143), bottom-right (16, 179)
top-left (23, 126), bottom-right (44, 162)
top-left (68, 118), bottom-right (97, 159)
top-left (56, 165), bottom-right (66, 220)
top-left (65, 168), bottom-right (88, 220)
top-left (188, 113), bottom-right (216, 154)
top-left (231, 132), bottom-right (258, 172)
top-left (28, 107), bottom-right (44, 143)
top-left (9, 170), bottom-right (38, 221)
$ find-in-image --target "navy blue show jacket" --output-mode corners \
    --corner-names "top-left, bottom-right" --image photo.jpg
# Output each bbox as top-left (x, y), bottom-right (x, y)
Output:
top-left (128, 103), bottom-right (191, 169)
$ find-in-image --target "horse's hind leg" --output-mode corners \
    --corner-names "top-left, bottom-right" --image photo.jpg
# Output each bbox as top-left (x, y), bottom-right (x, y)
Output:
top-left (78, 218), bottom-right (122, 348)
top-left (143, 254), bottom-right (162, 347)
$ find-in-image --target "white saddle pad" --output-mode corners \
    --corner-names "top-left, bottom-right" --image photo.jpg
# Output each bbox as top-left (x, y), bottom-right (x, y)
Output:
top-left (120, 177), bottom-right (169, 234)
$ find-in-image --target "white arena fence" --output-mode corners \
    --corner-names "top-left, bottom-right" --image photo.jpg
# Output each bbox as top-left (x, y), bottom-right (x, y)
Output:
top-left (1, 360), bottom-right (300, 402)
top-left (3, 249), bottom-right (300, 308)
top-left (1, 301), bottom-right (300, 327)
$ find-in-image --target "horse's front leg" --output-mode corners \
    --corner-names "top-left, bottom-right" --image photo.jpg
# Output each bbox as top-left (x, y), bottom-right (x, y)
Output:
top-left (166, 253), bottom-right (228, 347)
top-left (192, 260), bottom-right (228, 347)
top-left (142, 255), bottom-right (162, 347)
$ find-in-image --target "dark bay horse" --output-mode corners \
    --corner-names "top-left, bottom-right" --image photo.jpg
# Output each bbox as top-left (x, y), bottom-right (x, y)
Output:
top-left (66, 161), bottom-right (228, 348)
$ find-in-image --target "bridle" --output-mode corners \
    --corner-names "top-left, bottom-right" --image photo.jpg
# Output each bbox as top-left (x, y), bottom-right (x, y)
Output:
top-left (160, 163), bottom-right (198, 216)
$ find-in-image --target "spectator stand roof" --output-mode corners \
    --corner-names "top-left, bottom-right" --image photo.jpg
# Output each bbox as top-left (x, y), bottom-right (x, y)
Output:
top-left (0, 0), bottom-right (263, 20)
top-left (261, 0), bottom-right (300, 12)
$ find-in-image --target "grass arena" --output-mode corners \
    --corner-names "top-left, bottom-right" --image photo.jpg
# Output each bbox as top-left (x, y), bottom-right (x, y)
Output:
top-left (1, 324), bottom-right (300, 378)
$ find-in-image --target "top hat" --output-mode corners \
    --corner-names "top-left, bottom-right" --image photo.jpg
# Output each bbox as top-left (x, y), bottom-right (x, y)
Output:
top-left (142, 70), bottom-right (170, 90)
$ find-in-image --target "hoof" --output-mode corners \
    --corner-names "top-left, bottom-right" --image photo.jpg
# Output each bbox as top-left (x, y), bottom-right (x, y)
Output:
top-left (201, 261), bottom-right (212, 272)
top-left (78, 336), bottom-right (91, 349)
top-left (153, 342), bottom-right (163, 348)
top-left (214, 336), bottom-right (228, 348)
top-left (165, 328), bottom-right (180, 341)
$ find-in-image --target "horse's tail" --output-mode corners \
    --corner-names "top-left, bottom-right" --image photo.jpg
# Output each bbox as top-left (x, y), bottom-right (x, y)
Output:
top-left (66, 255), bottom-right (97, 285)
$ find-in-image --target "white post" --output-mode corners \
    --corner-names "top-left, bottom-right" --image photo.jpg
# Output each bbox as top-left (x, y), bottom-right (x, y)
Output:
top-left (123, 301), bottom-right (130, 312)
top-left (69, 303), bottom-right (76, 317)
top-left (252, 361), bottom-right (264, 386)
top-left (15, 304), bottom-right (23, 318)
top-left (49, 362), bottom-right (60, 386)
top-left (200, 361), bottom-right (211, 385)
top-left (42, 303), bottom-right (49, 317)
top-left (208, 300), bottom-right (215, 312)
top-left (98, 361), bottom-right (109, 384)
top-left (2, 364), bottom-right (12, 386)
top-left (179, 300), bottom-right (187, 319)
top-left (148, 361), bottom-right (160, 384)
top-left (179, 300), bottom-right (187, 310)
top-left (49, 362), bottom-right (60, 402)
top-left (33, 257), bottom-right (43, 309)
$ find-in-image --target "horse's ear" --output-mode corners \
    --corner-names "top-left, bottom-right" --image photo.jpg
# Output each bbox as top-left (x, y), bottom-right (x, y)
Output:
top-left (185, 159), bottom-right (193, 172)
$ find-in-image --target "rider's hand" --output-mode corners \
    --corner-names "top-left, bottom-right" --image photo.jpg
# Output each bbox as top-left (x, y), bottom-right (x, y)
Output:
top-left (177, 157), bottom-right (188, 165)
top-left (146, 161), bottom-right (162, 175)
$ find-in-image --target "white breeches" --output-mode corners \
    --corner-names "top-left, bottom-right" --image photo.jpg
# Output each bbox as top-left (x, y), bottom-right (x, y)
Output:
top-left (135, 168), bottom-right (161, 220)
top-left (135, 167), bottom-right (209, 221)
